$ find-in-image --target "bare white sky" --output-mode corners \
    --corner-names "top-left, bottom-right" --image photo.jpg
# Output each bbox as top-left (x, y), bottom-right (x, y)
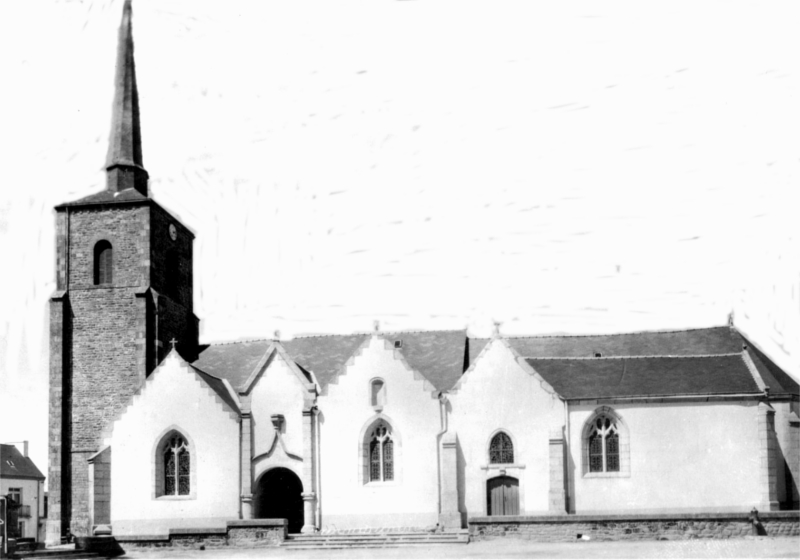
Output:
top-left (1, 0), bottom-right (799, 479)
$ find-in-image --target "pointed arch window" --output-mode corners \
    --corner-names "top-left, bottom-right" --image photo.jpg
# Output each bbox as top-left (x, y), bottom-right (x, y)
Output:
top-left (370, 379), bottom-right (386, 409)
top-left (489, 432), bottom-right (514, 464)
top-left (588, 415), bottom-right (619, 473)
top-left (93, 240), bottom-right (113, 285)
top-left (369, 422), bottom-right (394, 482)
top-left (163, 435), bottom-right (190, 495)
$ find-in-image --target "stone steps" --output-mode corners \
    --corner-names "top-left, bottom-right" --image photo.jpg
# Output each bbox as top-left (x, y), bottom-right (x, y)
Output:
top-left (282, 531), bottom-right (469, 549)
top-left (11, 550), bottom-right (100, 560)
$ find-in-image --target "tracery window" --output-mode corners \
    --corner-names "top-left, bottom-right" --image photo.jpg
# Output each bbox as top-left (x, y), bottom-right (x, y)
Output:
top-left (489, 432), bottom-right (514, 464)
top-left (369, 422), bottom-right (393, 482)
top-left (163, 435), bottom-right (191, 495)
top-left (93, 240), bottom-right (113, 285)
top-left (588, 415), bottom-right (619, 473)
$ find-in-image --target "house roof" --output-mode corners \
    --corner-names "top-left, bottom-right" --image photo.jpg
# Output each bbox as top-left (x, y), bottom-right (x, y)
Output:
top-left (55, 187), bottom-right (150, 208)
top-left (0, 445), bottom-right (44, 480)
top-left (506, 327), bottom-right (743, 358)
top-left (524, 354), bottom-right (761, 400)
top-left (281, 334), bottom-right (371, 390)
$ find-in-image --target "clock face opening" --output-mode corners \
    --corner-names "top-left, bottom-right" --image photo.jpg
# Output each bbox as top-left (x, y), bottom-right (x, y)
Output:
top-left (169, 224), bottom-right (177, 240)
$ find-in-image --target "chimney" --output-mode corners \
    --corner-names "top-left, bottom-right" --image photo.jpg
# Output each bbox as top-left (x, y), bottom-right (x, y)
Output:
top-left (23, 440), bottom-right (28, 457)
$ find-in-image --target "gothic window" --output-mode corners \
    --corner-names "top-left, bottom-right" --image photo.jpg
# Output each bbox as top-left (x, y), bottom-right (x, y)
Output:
top-left (489, 432), bottom-right (514, 464)
top-left (163, 435), bottom-right (190, 496)
top-left (587, 414), bottom-right (620, 473)
top-left (93, 240), bottom-right (113, 285)
top-left (370, 379), bottom-right (386, 408)
top-left (368, 422), bottom-right (394, 482)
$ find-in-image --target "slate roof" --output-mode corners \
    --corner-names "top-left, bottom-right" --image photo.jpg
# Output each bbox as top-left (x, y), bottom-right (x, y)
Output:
top-left (744, 339), bottom-right (800, 397)
top-left (193, 330), bottom-right (471, 394)
top-left (55, 187), bottom-right (150, 208)
top-left (525, 355), bottom-right (761, 400)
top-left (190, 366), bottom-right (241, 414)
top-left (1, 445), bottom-right (45, 480)
top-left (384, 330), bottom-right (468, 391)
top-left (506, 327), bottom-right (742, 358)
top-left (194, 340), bottom-right (272, 391)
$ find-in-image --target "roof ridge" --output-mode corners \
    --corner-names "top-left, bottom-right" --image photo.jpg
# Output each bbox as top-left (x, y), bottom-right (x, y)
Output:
top-left (505, 326), bottom-right (731, 340)
top-left (525, 353), bottom-right (743, 360)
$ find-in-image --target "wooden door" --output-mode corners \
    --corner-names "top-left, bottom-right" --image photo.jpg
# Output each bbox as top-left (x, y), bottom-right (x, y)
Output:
top-left (487, 476), bottom-right (519, 516)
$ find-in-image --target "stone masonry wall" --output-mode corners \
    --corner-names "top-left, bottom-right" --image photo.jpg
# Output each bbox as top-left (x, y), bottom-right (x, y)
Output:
top-left (469, 512), bottom-right (800, 542)
top-left (117, 521), bottom-right (287, 549)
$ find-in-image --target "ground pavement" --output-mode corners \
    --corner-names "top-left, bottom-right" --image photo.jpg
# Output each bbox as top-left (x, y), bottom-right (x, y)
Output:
top-left (120, 536), bottom-right (799, 559)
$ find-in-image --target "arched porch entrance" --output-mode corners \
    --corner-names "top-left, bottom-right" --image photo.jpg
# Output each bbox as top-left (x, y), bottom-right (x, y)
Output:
top-left (254, 467), bottom-right (304, 533)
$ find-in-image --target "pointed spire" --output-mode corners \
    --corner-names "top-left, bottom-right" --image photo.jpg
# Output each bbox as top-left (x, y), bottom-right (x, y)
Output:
top-left (106, 0), bottom-right (148, 196)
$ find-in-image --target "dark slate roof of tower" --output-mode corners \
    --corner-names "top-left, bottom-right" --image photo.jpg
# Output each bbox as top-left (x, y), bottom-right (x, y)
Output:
top-left (106, 1), bottom-right (146, 174)
top-left (524, 355), bottom-right (761, 400)
top-left (0, 445), bottom-right (45, 480)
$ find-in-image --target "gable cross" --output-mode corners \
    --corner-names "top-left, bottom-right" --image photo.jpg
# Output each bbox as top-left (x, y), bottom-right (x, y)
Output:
top-left (169, 338), bottom-right (178, 350)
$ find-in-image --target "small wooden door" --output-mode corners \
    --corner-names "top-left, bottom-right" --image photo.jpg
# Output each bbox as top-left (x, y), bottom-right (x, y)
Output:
top-left (487, 476), bottom-right (519, 516)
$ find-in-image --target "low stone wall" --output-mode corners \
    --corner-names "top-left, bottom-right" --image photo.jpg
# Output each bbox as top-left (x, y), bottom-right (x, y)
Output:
top-left (469, 512), bottom-right (800, 542)
top-left (116, 519), bottom-right (287, 549)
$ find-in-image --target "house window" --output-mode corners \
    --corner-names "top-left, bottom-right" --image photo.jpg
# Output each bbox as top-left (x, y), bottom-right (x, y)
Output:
top-left (370, 379), bottom-right (386, 408)
top-left (368, 422), bottom-right (394, 482)
top-left (489, 432), bottom-right (514, 464)
top-left (93, 240), bottom-right (113, 285)
top-left (8, 488), bottom-right (21, 504)
top-left (588, 414), bottom-right (620, 473)
top-left (163, 435), bottom-right (190, 495)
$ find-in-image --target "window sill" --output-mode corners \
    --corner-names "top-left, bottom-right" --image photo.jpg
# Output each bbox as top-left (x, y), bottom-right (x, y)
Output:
top-left (155, 495), bottom-right (197, 501)
top-left (582, 471), bottom-right (630, 479)
top-left (364, 481), bottom-right (399, 488)
top-left (480, 464), bottom-right (526, 470)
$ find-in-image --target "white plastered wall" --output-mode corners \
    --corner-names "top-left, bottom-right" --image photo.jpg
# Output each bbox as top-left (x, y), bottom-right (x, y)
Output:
top-left (249, 353), bottom-right (307, 484)
top-left (107, 352), bottom-right (241, 535)
top-left (1, 478), bottom-right (43, 539)
top-left (568, 401), bottom-right (762, 513)
top-left (449, 339), bottom-right (564, 517)
top-left (316, 335), bottom-right (442, 529)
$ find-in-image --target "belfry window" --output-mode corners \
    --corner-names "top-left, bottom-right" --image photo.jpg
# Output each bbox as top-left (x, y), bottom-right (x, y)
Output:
top-left (163, 435), bottom-right (190, 495)
top-left (369, 422), bottom-right (394, 482)
top-left (93, 240), bottom-right (113, 285)
top-left (588, 415), bottom-right (619, 473)
top-left (489, 431), bottom-right (514, 464)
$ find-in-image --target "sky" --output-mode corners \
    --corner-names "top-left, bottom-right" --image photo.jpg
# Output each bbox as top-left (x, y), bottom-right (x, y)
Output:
top-left (1, 0), bottom-right (799, 483)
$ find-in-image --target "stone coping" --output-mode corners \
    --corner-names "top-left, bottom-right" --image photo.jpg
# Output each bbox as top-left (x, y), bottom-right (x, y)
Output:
top-left (469, 511), bottom-right (800, 523)
top-left (116, 519), bottom-right (288, 541)
top-left (227, 519), bottom-right (287, 527)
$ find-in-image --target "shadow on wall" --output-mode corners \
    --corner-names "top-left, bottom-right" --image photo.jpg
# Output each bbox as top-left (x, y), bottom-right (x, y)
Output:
top-left (456, 435), bottom-right (467, 526)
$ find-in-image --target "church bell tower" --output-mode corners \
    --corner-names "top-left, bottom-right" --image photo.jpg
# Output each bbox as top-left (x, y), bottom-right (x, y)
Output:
top-left (47, 0), bottom-right (199, 543)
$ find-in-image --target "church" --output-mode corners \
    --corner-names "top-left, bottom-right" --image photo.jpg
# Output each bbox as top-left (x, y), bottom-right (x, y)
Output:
top-left (46, 1), bottom-right (799, 544)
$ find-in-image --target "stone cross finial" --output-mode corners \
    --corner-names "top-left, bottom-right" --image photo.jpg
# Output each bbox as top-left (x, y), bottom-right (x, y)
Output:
top-left (169, 338), bottom-right (178, 350)
top-left (373, 320), bottom-right (380, 332)
top-left (492, 321), bottom-right (502, 338)
top-left (274, 330), bottom-right (281, 340)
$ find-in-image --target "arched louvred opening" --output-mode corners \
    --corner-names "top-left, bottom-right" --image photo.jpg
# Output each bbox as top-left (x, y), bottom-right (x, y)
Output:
top-left (489, 431), bottom-right (514, 464)
top-left (93, 240), bottom-right (113, 285)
